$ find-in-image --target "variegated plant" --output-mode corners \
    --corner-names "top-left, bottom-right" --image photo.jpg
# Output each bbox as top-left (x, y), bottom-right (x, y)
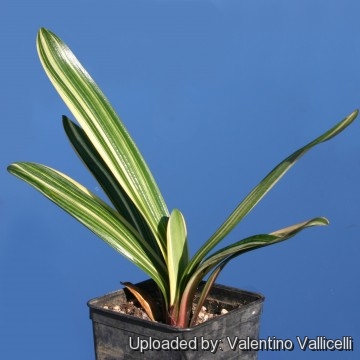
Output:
top-left (8, 28), bottom-right (357, 327)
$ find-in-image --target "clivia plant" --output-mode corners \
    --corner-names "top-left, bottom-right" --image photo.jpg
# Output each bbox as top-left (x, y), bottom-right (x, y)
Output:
top-left (8, 28), bottom-right (357, 328)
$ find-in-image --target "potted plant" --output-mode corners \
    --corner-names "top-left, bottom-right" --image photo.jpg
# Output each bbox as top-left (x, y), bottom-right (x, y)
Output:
top-left (7, 28), bottom-right (357, 359)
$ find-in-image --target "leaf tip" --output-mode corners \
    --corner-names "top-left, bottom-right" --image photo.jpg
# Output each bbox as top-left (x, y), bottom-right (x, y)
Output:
top-left (318, 217), bottom-right (330, 226)
top-left (7, 163), bottom-right (16, 174)
top-left (38, 27), bottom-right (51, 37)
top-left (348, 109), bottom-right (359, 124)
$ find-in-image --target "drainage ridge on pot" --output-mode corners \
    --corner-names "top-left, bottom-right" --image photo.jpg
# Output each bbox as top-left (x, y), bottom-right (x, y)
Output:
top-left (88, 279), bottom-right (265, 360)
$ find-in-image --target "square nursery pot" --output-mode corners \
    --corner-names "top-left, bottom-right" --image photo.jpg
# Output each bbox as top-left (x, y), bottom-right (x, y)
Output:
top-left (88, 279), bottom-right (265, 360)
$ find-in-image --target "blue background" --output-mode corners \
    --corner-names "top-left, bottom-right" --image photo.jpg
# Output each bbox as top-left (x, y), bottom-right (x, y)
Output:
top-left (1, 1), bottom-right (359, 359)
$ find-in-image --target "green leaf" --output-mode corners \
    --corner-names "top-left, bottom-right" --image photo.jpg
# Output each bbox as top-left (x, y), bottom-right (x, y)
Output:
top-left (186, 110), bottom-right (358, 277)
top-left (167, 209), bottom-right (189, 305)
top-left (178, 217), bottom-right (328, 326)
top-left (193, 217), bottom-right (328, 293)
top-left (7, 162), bottom-right (168, 299)
top-left (189, 263), bottom-right (224, 327)
top-left (200, 217), bottom-right (329, 273)
top-left (62, 115), bottom-right (161, 257)
top-left (37, 28), bottom-right (169, 258)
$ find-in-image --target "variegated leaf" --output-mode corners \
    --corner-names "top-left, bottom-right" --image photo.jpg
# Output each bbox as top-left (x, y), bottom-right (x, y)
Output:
top-left (8, 162), bottom-right (168, 298)
top-left (167, 209), bottom-right (189, 305)
top-left (187, 111), bottom-right (357, 276)
top-left (37, 28), bottom-right (169, 258)
top-left (62, 116), bottom-right (161, 257)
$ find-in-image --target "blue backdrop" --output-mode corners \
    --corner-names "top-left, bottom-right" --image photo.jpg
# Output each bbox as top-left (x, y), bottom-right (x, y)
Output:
top-left (1, 1), bottom-right (359, 359)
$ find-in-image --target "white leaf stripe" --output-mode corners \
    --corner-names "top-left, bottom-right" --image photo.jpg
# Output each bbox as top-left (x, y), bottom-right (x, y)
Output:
top-left (167, 209), bottom-right (189, 305)
top-left (198, 217), bottom-right (328, 280)
top-left (180, 217), bottom-right (328, 312)
top-left (8, 162), bottom-right (168, 298)
top-left (10, 163), bottom-right (146, 258)
top-left (62, 116), bottom-right (160, 254)
top-left (37, 32), bottom-right (149, 209)
top-left (187, 110), bottom-right (358, 276)
top-left (190, 263), bottom-right (224, 327)
top-left (37, 28), bottom-right (169, 257)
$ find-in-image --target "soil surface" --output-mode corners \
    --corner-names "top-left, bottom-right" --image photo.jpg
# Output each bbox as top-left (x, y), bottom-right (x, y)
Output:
top-left (102, 298), bottom-right (231, 326)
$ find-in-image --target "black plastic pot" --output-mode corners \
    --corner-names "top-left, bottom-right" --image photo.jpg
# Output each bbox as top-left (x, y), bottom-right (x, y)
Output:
top-left (88, 280), bottom-right (264, 359)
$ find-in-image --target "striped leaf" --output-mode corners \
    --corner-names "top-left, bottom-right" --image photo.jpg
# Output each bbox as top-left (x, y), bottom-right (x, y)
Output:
top-left (185, 110), bottom-right (358, 277)
top-left (189, 263), bottom-right (224, 327)
top-left (7, 27), bottom-right (358, 328)
top-left (199, 217), bottom-right (329, 274)
top-left (7, 162), bottom-right (168, 298)
top-left (62, 115), bottom-right (161, 257)
top-left (37, 28), bottom-right (169, 258)
top-left (178, 217), bottom-right (329, 325)
top-left (167, 209), bottom-right (189, 306)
